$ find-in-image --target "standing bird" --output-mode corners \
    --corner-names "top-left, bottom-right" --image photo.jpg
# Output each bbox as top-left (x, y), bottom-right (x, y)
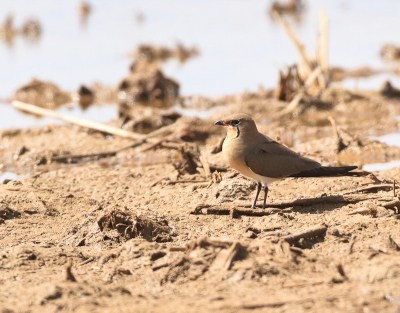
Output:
top-left (215, 113), bottom-right (357, 209)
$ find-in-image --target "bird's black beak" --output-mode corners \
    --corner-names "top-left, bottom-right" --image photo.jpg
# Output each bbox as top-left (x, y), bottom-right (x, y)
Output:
top-left (215, 120), bottom-right (229, 126)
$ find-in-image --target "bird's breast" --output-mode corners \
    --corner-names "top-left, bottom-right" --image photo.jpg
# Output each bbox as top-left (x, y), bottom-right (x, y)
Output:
top-left (222, 135), bottom-right (278, 185)
top-left (223, 137), bottom-right (256, 176)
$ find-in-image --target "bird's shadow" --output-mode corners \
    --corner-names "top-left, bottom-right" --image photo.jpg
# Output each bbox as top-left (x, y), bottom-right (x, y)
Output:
top-left (253, 194), bottom-right (357, 214)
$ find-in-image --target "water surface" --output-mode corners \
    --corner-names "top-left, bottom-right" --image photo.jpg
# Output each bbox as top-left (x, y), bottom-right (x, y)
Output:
top-left (1, 0), bottom-right (400, 129)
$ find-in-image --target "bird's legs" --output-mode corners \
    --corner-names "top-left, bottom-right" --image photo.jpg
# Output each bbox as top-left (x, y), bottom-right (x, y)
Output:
top-left (262, 185), bottom-right (269, 209)
top-left (251, 182), bottom-right (262, 209)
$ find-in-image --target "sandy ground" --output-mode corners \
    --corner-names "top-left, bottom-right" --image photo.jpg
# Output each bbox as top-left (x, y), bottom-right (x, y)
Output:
top-left (1, 88), bottom-right (400, 313)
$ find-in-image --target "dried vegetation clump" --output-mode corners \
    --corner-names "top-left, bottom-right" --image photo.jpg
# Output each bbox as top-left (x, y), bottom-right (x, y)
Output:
top-left (130, 43), bottom-right (199, 63)
top-left (118, 61), bottom-right (179, 106)
top-left (98, 207), bottom-right (172, 243)
top-left (0, 14), bottom-right (41, 46)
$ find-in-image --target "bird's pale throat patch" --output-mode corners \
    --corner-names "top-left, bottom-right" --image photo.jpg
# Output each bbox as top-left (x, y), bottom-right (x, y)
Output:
top-left (226, 125), bottom-right (240, 140)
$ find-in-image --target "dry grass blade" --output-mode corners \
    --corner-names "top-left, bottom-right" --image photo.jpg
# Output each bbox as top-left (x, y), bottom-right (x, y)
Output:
top-left (271, 10), bottom-right (313, 77)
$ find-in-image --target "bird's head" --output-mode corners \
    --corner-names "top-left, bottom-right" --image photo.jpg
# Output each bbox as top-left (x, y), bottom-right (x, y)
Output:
top-left (215, 113), bottom-right (258, 139)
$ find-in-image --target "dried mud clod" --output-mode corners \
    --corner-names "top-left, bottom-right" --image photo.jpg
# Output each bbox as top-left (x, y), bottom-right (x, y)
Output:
top-left (380, 80), bottom-right (400, 98)
top-left (130, 43), bottom-right (199, 63)
top-left (380, 44), bottom-right (400, 63)
top-left (97, 207), bottom-right (172, 243)
top-left (79, 2), bottom-right (91, 17)
top-left (118, 61), bottom-right (179, 106)
top-left (73, 85), bottom-right (94, 109)
top-left (0, 205), bottom-right (21, 220)
top-left (13, 78), bottom-right (71, 108)
top-left (20, 19), bottom-right (41, 40)
top-left (117, 108), bottom-right (181, 134)
top-left (0, 14), bottom-right (41, 46)
top-left (269, 0), bottom-right (305, 23)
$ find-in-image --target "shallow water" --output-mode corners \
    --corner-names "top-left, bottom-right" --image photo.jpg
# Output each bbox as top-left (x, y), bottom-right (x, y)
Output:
top-left (1, 0), bottom-right (400, 129)
top-left (0, 102), bottom-right (117, 129)
top-left (361, 132), bottom-right (400, 171)
top-left (172, 104), bottom-right (219, 119)
top-left (0, 171), bottom-right (19, 183)
top-left (363, 160), bottom-right (400, 172)
top-left (374, 133), bottom-right (400, 148)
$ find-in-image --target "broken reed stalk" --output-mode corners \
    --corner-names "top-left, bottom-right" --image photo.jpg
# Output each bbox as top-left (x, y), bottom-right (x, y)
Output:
top-left (12, 100), bottom-right (173, 140)
top-left (317, 9), bottom-right (329, 88)
top-left (52, 127), bottom-right (176, 162)
top-left (271, 9), bottom-right (313, 78)
top-left (12, 100), bottom-right (144, 139)
top-left (327, 116), bottom-right (339, 141)
top-left (273, 9), bottom-right (329, 90)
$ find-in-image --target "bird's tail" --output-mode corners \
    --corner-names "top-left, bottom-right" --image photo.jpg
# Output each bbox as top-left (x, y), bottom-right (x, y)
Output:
top-left (289, 166), bottom-right (358, 178)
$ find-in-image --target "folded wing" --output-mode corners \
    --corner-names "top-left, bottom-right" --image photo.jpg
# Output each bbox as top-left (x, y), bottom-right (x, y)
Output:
top-left (244, 140), bottom-right (321, 178)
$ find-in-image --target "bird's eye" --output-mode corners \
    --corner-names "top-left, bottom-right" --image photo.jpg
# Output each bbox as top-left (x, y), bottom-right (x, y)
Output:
top-left (231, 119), bottom-right (240, 126)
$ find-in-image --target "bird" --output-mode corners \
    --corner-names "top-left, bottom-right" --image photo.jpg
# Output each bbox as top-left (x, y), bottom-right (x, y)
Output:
top-left (215, 113), bottom-right (357, 209)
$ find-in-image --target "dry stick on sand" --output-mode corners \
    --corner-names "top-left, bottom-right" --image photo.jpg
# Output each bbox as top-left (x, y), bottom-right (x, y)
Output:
top-left (282, 225), bottom-right (327, 244)
top-left (12, 100), bottom-right (145, 140)
top-left (191, 194), bottom-right (393, 216)
top-left (52, 140), bottom-right (144, 162)
top-left (11, 100), bottom-right (177, 162)
top-left (52, 133), bottom-right (173, 162)
top-left (339, 183), bottom-right (399, 195)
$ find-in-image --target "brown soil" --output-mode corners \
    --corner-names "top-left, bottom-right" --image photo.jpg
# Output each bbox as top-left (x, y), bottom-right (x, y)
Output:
top-left (2, 87), bottom-right (400, 312)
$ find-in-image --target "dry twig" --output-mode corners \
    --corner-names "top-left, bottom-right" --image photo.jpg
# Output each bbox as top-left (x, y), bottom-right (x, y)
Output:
top-left (382, 198), bottom-right (400, 212)
top-left (52, 124), bottom-right (175, 163)
top-left (283, 225), bottom-right (327, 244)
top-left (12, 100), bottom-right (145, 140)
top-left (191, 194), bottom-right (391, 216)
top-left (348, 207), bottom-right (370, 215)
top-left (339, 184), bottom-right (398, 195)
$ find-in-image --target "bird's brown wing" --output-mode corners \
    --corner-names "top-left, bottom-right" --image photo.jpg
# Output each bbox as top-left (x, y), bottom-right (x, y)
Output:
top-left (244, 140), bottom-right (321, 178)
